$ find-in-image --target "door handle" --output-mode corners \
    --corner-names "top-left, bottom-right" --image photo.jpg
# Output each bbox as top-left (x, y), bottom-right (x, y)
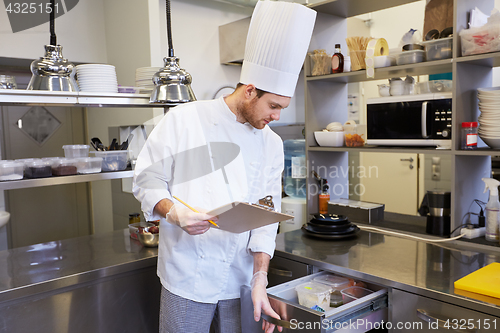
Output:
top-left (416, 309), bottom-right (478, 332)
top-left (400, 158), bottom-right (414, 163)
top-left (268, 267), bottom-right (293, 277)
top-left (421, 101), bottom-right (429, 138)
top-left (261, 314), bottom-right (292, 329)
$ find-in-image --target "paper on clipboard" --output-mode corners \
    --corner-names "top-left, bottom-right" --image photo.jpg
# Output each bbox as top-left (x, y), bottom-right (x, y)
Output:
top-left (207, 202), bottom-right (293, 233)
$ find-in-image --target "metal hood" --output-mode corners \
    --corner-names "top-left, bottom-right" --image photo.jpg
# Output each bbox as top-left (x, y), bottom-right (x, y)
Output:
top-left (219, 16), bottom-right (250, 65)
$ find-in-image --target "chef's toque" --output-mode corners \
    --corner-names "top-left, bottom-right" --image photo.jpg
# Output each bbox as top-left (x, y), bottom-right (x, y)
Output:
top-left (240, 1), bottom-right (317, 98)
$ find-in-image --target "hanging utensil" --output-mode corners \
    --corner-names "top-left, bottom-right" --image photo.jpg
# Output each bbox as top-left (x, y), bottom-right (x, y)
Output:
top-left (109, 138), bottom-right (118, 151)
top-left (91, 137), bottom-right (106, 151)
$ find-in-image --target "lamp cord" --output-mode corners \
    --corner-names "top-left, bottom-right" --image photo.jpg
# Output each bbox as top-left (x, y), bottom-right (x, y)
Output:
top-left (50, 0), bottom-right (56, 45)
top-left (166, 0), bottom-right (174, 57)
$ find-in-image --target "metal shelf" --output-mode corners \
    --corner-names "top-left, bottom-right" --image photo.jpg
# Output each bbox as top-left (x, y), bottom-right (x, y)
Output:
top-left (309, 0), bottom-right (420, 18)
top-left (0, 170), bottom-right (134, 190)
top-left (0, 90), bottom-right (158, 108)
top-left (307, 146), bottom-right (453, 154)
top-left (306, 59), bottom-right (453, 83)
top-left (453, 148), bottom-right (500, 156)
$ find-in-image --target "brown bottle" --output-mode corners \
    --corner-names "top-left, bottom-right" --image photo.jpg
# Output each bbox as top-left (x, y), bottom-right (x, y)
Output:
top-left (331, 44), bottom-right (344, 74)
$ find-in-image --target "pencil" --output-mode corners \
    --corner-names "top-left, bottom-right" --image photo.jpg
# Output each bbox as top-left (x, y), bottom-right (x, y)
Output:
top-left (173, 195), bottom-right (220, 228)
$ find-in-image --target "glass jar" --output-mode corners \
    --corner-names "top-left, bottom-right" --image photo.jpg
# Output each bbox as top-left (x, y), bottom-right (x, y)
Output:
top-left (0, 75), bottom-right (17, 89)
top-left (461, 122), bottom-right (478, 150)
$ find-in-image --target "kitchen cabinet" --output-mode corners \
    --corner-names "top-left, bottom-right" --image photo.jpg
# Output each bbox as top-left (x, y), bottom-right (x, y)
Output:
top-left (304, 0), bottom-right (499, 233)
top-left (392, 289), bottom-right (499, 332)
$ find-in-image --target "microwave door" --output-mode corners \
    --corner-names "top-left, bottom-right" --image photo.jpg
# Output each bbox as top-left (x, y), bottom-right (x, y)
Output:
top-left (367, 100), bottom-right (429, 140)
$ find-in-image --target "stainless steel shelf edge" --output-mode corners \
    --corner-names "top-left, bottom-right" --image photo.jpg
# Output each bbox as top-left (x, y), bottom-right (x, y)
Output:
top-left (0, 170), bottom-right (134, 190)
top-left (0, 90), bottom-right (157, 107)
top-left (456, 51), bottom-right (500, 67)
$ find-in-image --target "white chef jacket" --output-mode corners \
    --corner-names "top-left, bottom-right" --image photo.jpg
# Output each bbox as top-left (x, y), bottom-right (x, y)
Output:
top-left (132, 96), bottom-right (284, 303)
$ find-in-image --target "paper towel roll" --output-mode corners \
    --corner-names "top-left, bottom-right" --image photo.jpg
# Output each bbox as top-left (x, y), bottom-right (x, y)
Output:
top-left (365, 38), bottom-right (389, 78)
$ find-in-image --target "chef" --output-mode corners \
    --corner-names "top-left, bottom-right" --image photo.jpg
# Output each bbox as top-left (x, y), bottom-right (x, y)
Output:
top-left (132, 1), bottom-right (316, 332)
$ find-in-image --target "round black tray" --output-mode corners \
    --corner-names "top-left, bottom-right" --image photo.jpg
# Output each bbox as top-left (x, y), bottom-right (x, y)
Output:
top-left (301, 224), bottom-right (360, 240)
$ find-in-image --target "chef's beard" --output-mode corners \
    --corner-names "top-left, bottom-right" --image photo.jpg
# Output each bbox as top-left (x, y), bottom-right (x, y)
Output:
top-left (239, 97), bottom-right (268, 130)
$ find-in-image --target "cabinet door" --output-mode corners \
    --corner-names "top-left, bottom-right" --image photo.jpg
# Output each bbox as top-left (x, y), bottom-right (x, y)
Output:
top-left (391, 289), bottom-right (499, 332)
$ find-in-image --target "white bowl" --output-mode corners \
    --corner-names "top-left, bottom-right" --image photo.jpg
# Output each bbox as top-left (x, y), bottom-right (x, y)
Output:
top-left (479, 135), bottom-right (500, 148)
top-left (0, 211), bottom-right (10, 228)
top-left (314, 131), bottom-right (344, 147)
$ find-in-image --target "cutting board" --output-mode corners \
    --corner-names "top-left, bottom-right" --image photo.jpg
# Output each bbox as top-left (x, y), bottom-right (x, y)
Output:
top-left (454, 263), bottom-right (500, 299)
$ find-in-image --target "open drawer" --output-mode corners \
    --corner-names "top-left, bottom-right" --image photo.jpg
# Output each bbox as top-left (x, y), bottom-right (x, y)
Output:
top-left (241, 271), bottom-right (388, 333)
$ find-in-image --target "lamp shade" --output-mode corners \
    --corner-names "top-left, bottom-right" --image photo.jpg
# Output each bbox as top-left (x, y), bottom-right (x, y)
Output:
top-left (149, 56), bottom-right (196, 105)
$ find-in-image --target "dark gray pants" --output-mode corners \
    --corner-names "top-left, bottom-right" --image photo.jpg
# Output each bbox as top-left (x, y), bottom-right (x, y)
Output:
top-left (160, 286), bottom-right (242, 333)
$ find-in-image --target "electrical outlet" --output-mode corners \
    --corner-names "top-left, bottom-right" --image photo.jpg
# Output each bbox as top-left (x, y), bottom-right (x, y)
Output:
top-left (460, 227), bottom-right (486, 239)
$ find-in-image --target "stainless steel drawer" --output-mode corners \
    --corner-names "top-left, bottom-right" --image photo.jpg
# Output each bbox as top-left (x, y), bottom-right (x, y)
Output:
top-left (242, 271), bottom-right (388, 333)
top-left (268, 255), bottom-right (315, 287)
top-left (391, 289), bottom-right (500, 332)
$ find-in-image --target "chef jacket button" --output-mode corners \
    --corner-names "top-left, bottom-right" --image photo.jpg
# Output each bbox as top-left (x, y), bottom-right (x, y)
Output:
top-left (200, 255), bottom-right (204, 259)
top-left (214, 122), bottom-right (218, 126)
top-left (222, 259), bottom-right (226, 262)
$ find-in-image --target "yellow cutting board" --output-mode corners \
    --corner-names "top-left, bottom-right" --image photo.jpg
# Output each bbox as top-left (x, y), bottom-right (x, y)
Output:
top-left (454, 263), bottom-right (500, 299)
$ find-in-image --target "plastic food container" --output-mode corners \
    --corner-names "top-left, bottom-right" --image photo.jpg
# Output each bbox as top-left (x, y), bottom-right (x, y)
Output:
top-left (74, 157), bottom-right (103, 174)
top-left (0, 161), bottom-right (24, 181)
top-left (51, 158), bottom-right (78, 176)
top-left (373, 55), bottom-right (396, 68)
top-left (314, 274), bottom-right (350, 291)
top-left (24, 160), bottom-right (52, 178)
top-left (15, 158), bottom-right (40, 173)
top-left (295, 282), bottom-right (331, 309)
top-left (129, 222), bottom-right (155, 240)
top-left (422, 37), bottom-right (452, 61)
top-left (418, 80), bottom-right (452, 94)
top-left (341, 286), bottom-right (373, 304)
top-left (396, 50), bottom-right (425, 65)
top-left (42, 157), bottom-right (65, 167)
top-left (344, 121), bottom-right (366, 147)
top-left (92, 150), bottom-right (128, 171)
top-left (63, 145), bottom-right (90, 158)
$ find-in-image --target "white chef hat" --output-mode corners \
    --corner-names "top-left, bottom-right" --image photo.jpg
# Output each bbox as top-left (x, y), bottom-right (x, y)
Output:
top-left (240, 1), bottom-right (316, 98)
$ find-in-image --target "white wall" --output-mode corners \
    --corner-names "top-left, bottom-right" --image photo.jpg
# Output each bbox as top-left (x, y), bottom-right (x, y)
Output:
top-left (0, 0), bottom-right (108, 63)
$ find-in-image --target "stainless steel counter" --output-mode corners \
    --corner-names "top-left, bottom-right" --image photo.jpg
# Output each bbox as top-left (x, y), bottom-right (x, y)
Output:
top-left (274, 229), bottom-right (500, 318)
top-left (0, 229), bottom-right (160, 333)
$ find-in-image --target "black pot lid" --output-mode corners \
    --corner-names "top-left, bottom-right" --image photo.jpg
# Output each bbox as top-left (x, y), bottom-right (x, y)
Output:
top-left (310, 213), bottom-right (349, 225)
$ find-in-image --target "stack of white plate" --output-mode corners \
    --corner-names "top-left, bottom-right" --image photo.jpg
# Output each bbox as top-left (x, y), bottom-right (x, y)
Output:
top-left (135, 67), bottom-right (160, 91)
top-left (76, 64), bottom-right (118, 93)
top-left (478, 86), bottom-right (500, 148)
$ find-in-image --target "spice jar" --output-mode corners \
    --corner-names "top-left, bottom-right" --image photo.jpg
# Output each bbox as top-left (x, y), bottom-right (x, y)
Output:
top-left (129, 213), bottom-right (141, 224)
top-left (461, 122), bottom-right (478, 150)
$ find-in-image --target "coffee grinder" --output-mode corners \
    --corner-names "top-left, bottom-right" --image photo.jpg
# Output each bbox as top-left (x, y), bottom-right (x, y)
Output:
top-left (425, 190), bottom-right (451, 237)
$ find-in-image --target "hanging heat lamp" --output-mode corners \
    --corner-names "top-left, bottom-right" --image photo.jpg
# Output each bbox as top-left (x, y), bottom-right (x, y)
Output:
top-left (27, 0), bottom-right (78, 92)
top-left (150, 0), bottom-right (196, 105)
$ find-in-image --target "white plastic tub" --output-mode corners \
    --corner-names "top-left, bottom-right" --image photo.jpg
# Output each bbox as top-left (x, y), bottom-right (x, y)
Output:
top-left (51, 158), bottom-right (78, 176)
top-left (313, 274), bottom-right (350, 291)
top-left (92, 150), bottom-right (128, 171)
top-left (422, 37), bottom-right (452, 61)
top-left (74, 157), bottom-right (102, 174)
top-left (396, 50), bottom-right (425, 65)
top-left (24, 160), bottom-right (52, 178)
top-left (295, 281), bottom-right (331, 309)
top-left (0, 161), bottom-right (24, 181)
top-left (63, 145), bottom-right (90, 158)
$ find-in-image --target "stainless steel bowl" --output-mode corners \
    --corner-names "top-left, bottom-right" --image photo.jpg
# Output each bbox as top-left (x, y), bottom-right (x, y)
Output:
top-left (137, 232), bottom-right (159, 247)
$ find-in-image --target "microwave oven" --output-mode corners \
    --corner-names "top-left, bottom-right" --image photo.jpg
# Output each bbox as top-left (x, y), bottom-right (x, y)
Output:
top-left (366, 92), bottom-right (452, 149)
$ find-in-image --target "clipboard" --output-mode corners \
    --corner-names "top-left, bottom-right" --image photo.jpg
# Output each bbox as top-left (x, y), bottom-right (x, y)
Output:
top-left (207, 201), bottom-right (293, 233)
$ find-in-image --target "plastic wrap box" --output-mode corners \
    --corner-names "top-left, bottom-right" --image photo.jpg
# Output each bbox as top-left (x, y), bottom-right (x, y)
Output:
top-left (328, 198), bottom-right (384, 224)
top-left (460, 24), bottom-right (500, 56)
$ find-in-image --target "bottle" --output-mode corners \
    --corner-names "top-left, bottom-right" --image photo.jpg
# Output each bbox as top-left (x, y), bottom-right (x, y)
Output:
top-left (331, 44), bottom-right (344, 74)
top-left (319, 181), bottom-right (330, 214)
top-left (482, 178), bottom-right (500, 242)
top-left (129, 213), bottom-right (141, 224)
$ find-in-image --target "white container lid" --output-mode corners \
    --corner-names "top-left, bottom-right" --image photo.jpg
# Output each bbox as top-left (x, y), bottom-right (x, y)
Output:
top-left (25, 160), bottom-right (52, 167)
top-left (314, 274), bottom-right (350, 288)
top-left (91, 150), bottom-right (129, 155)
top-left (52, 158), bottom-right (78, 166)
top-left (75, 157), bottom-right (103, 162)
top-left (0, 160), bottom-right (24, 167)
top-left (295, 281), bottom-right (331, 295)
top-left (63, 145), bottom-right (90, 149)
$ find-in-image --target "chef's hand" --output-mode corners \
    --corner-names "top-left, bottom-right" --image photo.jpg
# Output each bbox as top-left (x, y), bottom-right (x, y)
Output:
top-left (251, 271), bottom-right (283, 333)
top-left (166, 204), bottom-right (217, 235)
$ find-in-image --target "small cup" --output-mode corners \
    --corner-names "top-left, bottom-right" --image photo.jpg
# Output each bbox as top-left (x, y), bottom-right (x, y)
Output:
top-left (0, 75), bottom-right (17, 89)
